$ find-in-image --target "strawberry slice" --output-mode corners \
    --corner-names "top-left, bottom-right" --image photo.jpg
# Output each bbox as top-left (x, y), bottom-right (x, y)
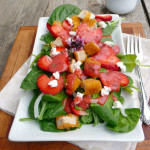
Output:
top-left (74, 68), bottom-right (87, 80)
top-left (112, 44), bottom-right (120, 54)
top-left (47, 22), bottom-right (51, 31)
top-left (76, 23), bottom-right (102, 44)
top-left (84, 57), bottom-right (101, 78)
top-left (37, 74), bottom-right (64, 95)
top-left (62, 97), bottom-right (73, 114)
top-left (49, 24), bottom-right (70, 46)
top-left (99, 71), bottom-right (129, 92)
top-left (94, 45), bottom-right (120, 71)
top-left (37, 55), bottom-right (52, 71)
top-left (63, 20), bottom-right (72, 32)
top-left (95, 15), bottom-right (112, 21)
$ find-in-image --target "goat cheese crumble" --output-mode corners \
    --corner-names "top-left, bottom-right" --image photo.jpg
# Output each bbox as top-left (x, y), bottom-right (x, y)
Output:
top-left (98, 21), bottom-right (107, 28)
top-left (76, 92), bottom-right (84, 99)
top-left (90, 13), bottom-right (95, 19)
top-left (69, 31), bottom-right (77, 36)
top-left (53, 72), bottom-right (60, 80)
top-left (48, 80), bottom-right (58, 87)
top-left (104, 41), bottom-right (114, 47)
top-left (66, 17), bottom-right (73, 26)
top-left (101, 86), bottom-right (111, 96)
top-left (72, 61), bottom-right (82, 72)
top-left (112, 101), bottom-right (122, 109)
top-left (116, 62), bottom-right (126, 72)
top-left (50, 47), bottom-right (60, 57)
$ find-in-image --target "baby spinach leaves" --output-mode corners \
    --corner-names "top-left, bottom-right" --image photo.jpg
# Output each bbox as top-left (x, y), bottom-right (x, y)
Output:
top-left (20, 65), bottom-right (49, 90)
top-left (99, 68), bottom-right (107, 73)
top-left (81, 109), bottom-right (93, 124)
top-left (48, 4), bottom-right (81, 25)
top-left (40, 33), bottom-right (55, 44)
top-left (101, 37), bottom-right (113, 43)
top-left (106, 108), bottom-right (140, 133)
top-left (116, 54), bottom-right (137, 72)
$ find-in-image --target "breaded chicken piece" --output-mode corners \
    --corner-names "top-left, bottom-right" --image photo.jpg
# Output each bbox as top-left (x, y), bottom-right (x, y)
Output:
top-left (56, 114), bottom-right (79, 130)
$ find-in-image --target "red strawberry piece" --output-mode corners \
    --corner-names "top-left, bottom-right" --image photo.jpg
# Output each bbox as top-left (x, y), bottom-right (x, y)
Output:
top-left (102, 35), bottom-right (112, 39)
top-left (37, 55), bottom-right (52, 71)
top-left (62, 97), bottom-right (73, 114)
top-left (76, 23), bottom-right (102, 44)
top-left (70, 101), bottom-right (89, 116)
top-left (112, 95), bottom-right (118, 101)
top-left (37, 74), bottom-right (64, 95)
top-left (50, 24), bottom-right (70, 46)
top-left (74, 68), bottom-right (87, 80)
top-left (84, 57), bottom-right (101, 78)
top-left (112, 44), bottom-right (120, 54)
top-left (63, 20), bottom-right (72, 32)
top-left (94, 45), bottom-right (120, 71)
top-left (47, 22), bottom-right (51, 31)
top-left (99, 72), bottom-right (121, 92)
top-left (95, 15), bottom-right (112, 21)
top-left (92, 95), bottom-right (109, 105)
top-left (118, 72), bottom-right (129, 86)
top-left (77, 95), bottom-right (91, 110)
top-left (74, 96), bottom-right (82, 105)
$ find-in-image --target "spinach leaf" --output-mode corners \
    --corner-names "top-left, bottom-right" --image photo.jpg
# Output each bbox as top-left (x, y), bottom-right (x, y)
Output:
top-left (40, 33), bottom-right (55, 44)
top-left (43, 102), bottom-right (66, 119)
top-left (91, 110), bottom-right (100, 126)
top-left (101, 37), bottom-right (113, 43)
top-left (102, 25), bottom-right (115, 36)
top-left (106, 108), bottom-right (140, 133)
top-left (20, 65), bottom-right (49, 89)
top-left (99, 68), bottom-right (107, 73)
top-left (81, 109), bottom-right (93, 124)
top-left (116, 54), bottom-right (137, 72)
top-left (28, 89), bottom-right (41, 119)
top-left (48, 4), bottom-right (81, 25)
top-left (91, 94), bottom-right (120, 126)
top-left (113, 91), bottom-right (124, 104)
top-left (92, 93), bottom-right (100, 99)
top-left (75, 105), bottom-right (83, 110)
top-left (41, 89), bottom-right (67, 102)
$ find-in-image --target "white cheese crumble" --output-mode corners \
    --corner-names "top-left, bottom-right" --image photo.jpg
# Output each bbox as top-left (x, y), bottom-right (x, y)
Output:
top-left (112, 101), bottom-right (122, 109)
top-left (78, 10), bottom-right (86, 19)
top-left (48, 80), bottom-right (58, 87)
top-left (104, 41), bottom-right (114, 47)
top-left (53, 72), bottom-right (60, 80)
top-left (101, 86), bottom-right (111, 96)
top-left (50, 47), bottom-right (60, 57)
top-left (98, 21), bottom-right (107, 28)
top-left (116, 62), bottom-right (126, 72)
top-left (72, 61), bottom-right (82, 72)
top-left (76, 92), bottom-right (84, 99)
top-left (69, 31), bottom-right (77, 36)
top-left (90, 13), bottom-right (95, 19)
top-left (66, 17), bottom-right (73, 26)
top-left (67, 37), bottom-right (72, 43)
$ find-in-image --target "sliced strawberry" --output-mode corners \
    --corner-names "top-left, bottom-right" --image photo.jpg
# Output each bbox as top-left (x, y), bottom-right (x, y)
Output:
top-left (99, 72), bottom-right (120, 92)
top-left (62, 97), bottom-right (73, 114)
top-left (70, 101), bottom-right (89, 116)
top-left (95, 15), bottom-right (112, 21)
top-left (77, 95), bottom-right (91, 110)
top-left (37, 55), bottom-right (52, 71)
top-left (76, 23), bottom-right (102, 44)
top-left (112, 95), bottom-right (118, 101)
top-left (112, 44), bottom-right (120, 54)
top-left (99, 71), bottom-right (129, 92)
top-left (102, 35), bottom-right (112, 39)
top-left (84, 57), bottom-right (101, 78)
top-left (74, 68), bottom-right (87, 80)
top-left (37, 74), bottom-right (64, 95)
top-left (63, 20), bottom-right (72, 32)
top-left (47, 22), bottom-right (51, 31)
top-left (94, 45), bottom-right (120, 71)
top-left (50, 24), bottom-right (70, 46)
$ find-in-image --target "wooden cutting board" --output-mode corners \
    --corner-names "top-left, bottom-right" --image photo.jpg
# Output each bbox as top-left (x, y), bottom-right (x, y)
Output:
top-left (0, 23), bottom-right (150, 150)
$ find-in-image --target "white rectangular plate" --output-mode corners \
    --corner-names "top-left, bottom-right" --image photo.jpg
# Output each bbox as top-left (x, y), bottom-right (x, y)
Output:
top-left (9, 16), bottom-right (144, 142)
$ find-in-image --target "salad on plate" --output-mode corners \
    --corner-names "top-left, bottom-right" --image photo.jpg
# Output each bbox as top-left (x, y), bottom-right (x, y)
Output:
top-left (20, 4), bottom-right (141, 133)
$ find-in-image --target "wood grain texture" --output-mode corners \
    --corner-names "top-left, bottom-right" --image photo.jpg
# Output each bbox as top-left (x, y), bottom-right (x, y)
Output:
top-left (0, 23), bottom-right (149, 150)
top-left (0, 0), bottom-right (150, 79)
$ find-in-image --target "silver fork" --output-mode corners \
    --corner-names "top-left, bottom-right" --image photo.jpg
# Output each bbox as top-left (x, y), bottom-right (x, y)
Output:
top-left (127, 34), bottom-right (150, 125)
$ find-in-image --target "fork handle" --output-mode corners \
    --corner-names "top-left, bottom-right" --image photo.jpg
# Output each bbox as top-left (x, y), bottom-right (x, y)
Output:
top-left (137, 66), bottom-right (150, 125)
